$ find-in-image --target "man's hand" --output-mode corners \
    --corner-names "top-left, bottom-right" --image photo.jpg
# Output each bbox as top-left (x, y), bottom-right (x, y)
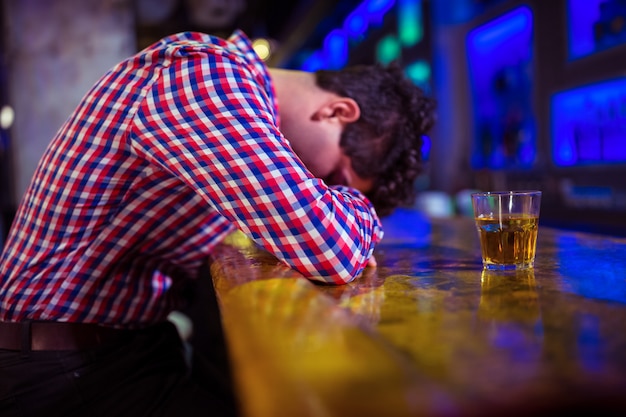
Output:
top-left (367, 255), bottom-right (377, 268)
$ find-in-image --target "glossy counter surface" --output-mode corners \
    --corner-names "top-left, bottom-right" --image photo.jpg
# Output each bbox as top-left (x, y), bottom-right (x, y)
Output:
top-left (209, 210), bottom-right (626, 417)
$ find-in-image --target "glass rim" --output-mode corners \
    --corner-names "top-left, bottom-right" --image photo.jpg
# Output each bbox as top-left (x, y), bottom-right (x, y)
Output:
top-left (471, 190), bottom-right (541, 197)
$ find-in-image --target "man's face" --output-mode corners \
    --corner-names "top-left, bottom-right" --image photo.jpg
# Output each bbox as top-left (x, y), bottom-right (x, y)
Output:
top-left (281, 120), bottom-right (373, 195)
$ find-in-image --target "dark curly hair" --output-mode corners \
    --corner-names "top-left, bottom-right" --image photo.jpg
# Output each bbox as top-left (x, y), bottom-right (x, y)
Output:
top-left (315, 62), bottom-right (436, 217)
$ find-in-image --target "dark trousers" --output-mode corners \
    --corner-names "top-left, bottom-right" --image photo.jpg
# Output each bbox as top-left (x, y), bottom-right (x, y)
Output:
top-left (0, 321), bottom-right (239, 417)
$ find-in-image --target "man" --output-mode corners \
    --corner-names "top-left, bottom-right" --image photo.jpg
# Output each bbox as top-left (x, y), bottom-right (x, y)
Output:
top-left (0, 30), bottom-right (435, 416)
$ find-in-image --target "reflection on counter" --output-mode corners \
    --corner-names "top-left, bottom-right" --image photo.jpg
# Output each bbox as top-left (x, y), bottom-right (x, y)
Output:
top-left (555, 234), bottom-right (626, 303)
top-left (379, 207), bottom-right (432, 247)
top-left (479, 268), bottom-right (539, 323)
top-left (210, 217), bottom-right (626, 416)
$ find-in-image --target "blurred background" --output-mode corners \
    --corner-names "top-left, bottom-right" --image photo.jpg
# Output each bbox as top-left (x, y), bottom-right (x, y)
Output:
top-left (1, 0), bottom-right (626, 246)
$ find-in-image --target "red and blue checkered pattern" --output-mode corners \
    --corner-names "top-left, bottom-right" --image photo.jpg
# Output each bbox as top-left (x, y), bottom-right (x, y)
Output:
top-left (0, 30), bottom-right (382, 326)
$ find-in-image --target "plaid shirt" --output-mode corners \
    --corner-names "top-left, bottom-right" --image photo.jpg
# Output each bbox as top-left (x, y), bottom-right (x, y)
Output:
top-left (0, 30), bottom-right (382, 326)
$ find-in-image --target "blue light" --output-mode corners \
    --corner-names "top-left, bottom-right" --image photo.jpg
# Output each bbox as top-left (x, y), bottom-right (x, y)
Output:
top-left (556, 234), bottom-right (626, 303)
top-left (323, 29), bottom-right (349, 69)
top-left (301, 50), bottom-right (325, 72)
top-left (300, 0), bottom-right (397, 70)
top-left (421, 135), bottom-right (431, 161)
top-left (354, 0), bottom-right (396, 27)
top-left (466, 6), bottom-right (536, 170)
top-left (556, 137), bottom-right (578, 166)
top-left (468, 6), bottom-right (532, 52)
top-left (345, 9), bottom-right (368, 37)
top-left (364, 0), bottom-right (395, 15)
top-left (567, 0), bottom-right (603, 59)
top-left (377, 207), bottom-right (431, 248)
top-left (431, 0), bottom-right (475, 24)
top-left (551, 77), bottom-right (626, 166)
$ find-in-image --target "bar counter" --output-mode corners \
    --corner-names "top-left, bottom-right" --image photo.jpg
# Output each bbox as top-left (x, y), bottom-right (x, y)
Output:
top-left (208, 209), bottom-right (626, 417)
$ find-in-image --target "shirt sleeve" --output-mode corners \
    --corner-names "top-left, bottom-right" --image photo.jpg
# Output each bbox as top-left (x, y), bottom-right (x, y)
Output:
top-left (130, 49), bottom-right (383, 284)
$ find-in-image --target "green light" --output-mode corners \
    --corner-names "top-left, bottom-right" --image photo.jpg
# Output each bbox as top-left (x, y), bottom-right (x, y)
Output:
top-left (406, 60), bottom-right (430, 84)
top-left (376, 35), bottom-right (401, 65)
top-left (399, 0), bottom-right (423, 47)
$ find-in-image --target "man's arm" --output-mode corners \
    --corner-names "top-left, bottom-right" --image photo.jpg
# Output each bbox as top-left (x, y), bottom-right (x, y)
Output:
top-left (130, 52), bottom-right (382, 284)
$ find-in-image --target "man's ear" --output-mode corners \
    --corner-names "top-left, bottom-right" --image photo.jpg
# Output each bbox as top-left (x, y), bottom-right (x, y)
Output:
top-left (313, 97), bottom-right (360, 124)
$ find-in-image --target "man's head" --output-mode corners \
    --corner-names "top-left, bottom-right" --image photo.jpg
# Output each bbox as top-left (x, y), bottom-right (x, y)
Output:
top-left (270, 63), bottom-right (436, 217)
top-left (270, 67), bottom-right (368, 193)
top-left (314, 63), bottom-right (436, 217)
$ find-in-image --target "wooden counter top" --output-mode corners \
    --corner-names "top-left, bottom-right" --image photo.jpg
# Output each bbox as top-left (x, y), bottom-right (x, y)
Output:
top-left (209, 209), bottom-right (626, 417)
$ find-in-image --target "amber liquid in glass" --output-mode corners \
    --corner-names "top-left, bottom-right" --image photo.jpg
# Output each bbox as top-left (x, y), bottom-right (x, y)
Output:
top-left (475, 214), bottom-right (538, 269)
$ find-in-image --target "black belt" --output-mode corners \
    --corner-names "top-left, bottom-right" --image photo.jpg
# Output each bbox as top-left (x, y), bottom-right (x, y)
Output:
top-left (0, 321), bottom-right (134, 351)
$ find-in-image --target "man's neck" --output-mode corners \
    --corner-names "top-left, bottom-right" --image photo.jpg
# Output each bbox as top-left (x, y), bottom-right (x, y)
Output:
top-left (269, 68), bottom-right (317, 114)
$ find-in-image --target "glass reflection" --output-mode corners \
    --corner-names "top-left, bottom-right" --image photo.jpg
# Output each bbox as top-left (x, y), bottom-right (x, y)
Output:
top-left (478, 269), bottom-right (544, 374)
top-left (479, 268), bottom-right (540, 323)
